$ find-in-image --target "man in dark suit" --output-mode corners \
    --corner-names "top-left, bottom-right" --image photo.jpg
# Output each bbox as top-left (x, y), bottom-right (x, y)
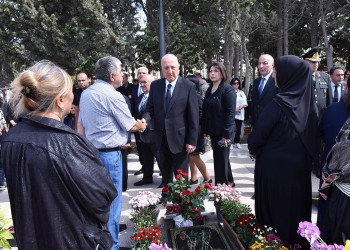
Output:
top-left (132, 67), bottom-right (149, 176)
top-left (142, 54), bottom-right (199, 188)
top-left (134, 74), bottom-right (159, 186)
top-left (329, 66), bottom-right (346, 103)
top-left (252, 54), bottom-right (278, 127)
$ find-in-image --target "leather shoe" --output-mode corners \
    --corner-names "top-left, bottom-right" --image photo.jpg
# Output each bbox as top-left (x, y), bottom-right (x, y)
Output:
top-left (157, 183), bottom-right (166, 188)
top-left (134, 169), bottom-right (144, 175)
top-left (190, 179), bottom-right (198, 185)
top-left (134, 179), bottom-right (153, 186)
top-left (119, 224), bottom-right (127, 232)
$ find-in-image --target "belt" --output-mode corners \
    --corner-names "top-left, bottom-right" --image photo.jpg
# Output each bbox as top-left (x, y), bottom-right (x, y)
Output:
top-left (98, 147), bottom-right (121, 152)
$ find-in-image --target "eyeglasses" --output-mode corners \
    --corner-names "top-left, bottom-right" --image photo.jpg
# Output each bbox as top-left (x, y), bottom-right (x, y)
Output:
top-left (232, 82), bottom-right (239, 85)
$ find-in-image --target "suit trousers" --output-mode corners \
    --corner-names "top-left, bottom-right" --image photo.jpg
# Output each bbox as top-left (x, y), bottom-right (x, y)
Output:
top-left (140, 141), bottom-right (159, 182)
top-left (159, 134), bottom-right (189, 184)
top-left (121, 148), bottom-right (129, 190)
top-left (210, 135), bottom-right (234, 185)
top-left (134, 132), bottom-right (145, 168)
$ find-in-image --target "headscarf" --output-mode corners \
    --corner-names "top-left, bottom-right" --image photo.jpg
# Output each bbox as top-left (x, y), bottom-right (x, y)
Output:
top-left (273, 55), bottom-right (319, 159)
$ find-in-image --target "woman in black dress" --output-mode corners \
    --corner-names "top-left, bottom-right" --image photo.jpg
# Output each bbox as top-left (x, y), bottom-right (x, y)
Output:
top-left (202, 62), bottom-right (236, 186)
top-left (248, 55), bottom-right (318, 246)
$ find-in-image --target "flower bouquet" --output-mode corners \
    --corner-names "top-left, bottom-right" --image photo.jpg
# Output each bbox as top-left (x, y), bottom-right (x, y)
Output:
top-left (130, 225), bottom-right (164, 249)
top-left (161, 170), bottom-right (212, 227)
top-left (210, 183), bottom-right (241, 206)
top-left (250, 225), bottom-right (290, 250)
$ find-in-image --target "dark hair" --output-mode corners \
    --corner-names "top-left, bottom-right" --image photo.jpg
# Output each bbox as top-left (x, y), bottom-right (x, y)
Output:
top-left (329, 66), bottom-right (344, 76)
top-left (209, 62), bottom-right (228, 83)
top-left (230, 77), bottom-right (241, 89)
top-left (186, 74), bottom-right (200, 91)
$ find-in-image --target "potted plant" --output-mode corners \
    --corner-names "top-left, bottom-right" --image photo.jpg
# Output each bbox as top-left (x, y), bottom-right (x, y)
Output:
top-left (161, 170), bottom-right (212, 228)
top-left (0, 207), bottom-right (14, 250)
top-left (209, 183), bottom-right (241, 220)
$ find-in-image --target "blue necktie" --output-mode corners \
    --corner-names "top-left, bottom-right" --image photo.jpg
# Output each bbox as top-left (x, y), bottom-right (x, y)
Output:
top-left (138, 94), bottom-right (148, 112)
top-left (166, 84), bottom-right (172, 111)
top-left (258, 77), bottom-right (265, 97)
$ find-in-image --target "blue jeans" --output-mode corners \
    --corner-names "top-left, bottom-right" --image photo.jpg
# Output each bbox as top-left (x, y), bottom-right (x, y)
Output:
top-left (99, 151), bottom-right (123, 250)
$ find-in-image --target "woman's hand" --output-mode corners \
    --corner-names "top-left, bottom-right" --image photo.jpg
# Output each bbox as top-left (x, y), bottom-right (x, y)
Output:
top-left (322, 173), bottom-right (337, 183)
top-left (319, 181), bottom-right (331, 200)
top-left (235, 107), bottom-right (240, 115)
top-left (222, 137), bottom-right (231, 147)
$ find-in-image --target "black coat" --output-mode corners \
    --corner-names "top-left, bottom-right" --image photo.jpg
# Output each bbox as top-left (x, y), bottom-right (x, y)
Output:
top-left (1, 116), bottom-right (117, 250)
top-left (202, 82), bottom-right (236, 139)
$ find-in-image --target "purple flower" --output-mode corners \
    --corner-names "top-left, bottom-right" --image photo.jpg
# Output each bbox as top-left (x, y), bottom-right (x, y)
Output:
top-left (266, 233), bottom-right (282, 244)
top-left (298, 221), bottom-right (320, 244)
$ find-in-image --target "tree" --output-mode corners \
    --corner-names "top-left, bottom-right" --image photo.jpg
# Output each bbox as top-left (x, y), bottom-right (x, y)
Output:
top-left (0, 0), bottom-right (124, 86)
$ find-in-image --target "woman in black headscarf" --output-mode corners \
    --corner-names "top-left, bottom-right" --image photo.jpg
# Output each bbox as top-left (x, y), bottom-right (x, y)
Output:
top-left (248, 55), bottom-right (318, 246)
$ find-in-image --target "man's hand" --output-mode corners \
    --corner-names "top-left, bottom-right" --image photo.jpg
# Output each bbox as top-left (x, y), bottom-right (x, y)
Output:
top-left (121, 143), bottom-right (131, 150)
top-left (186, 144), bottom-right (196, 154)
top-left (137, 119), bottom-right (147, 132)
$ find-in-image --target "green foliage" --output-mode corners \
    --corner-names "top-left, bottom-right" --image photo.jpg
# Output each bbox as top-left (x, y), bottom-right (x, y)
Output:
top-left (0, 207), bottom-right (14, 250)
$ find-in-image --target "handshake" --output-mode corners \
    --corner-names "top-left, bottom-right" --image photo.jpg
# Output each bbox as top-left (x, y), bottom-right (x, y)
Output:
top-left (136, 118), bottom-right (147, 133)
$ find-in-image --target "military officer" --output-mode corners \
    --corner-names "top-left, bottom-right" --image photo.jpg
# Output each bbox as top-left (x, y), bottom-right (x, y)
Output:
top-left (302, 47), bottom-right (331, 120)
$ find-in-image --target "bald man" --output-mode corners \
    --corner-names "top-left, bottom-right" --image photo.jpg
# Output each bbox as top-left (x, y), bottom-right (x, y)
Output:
top-left (142, 54), bottom-right (199, 188)
top-left (251, 54), bottom-right (278, 127)
top-left (73, 72), bottom-right (89, 130)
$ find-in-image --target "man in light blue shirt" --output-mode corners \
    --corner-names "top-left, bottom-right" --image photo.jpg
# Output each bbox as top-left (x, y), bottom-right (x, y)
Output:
top-left (77, 56), bottom-right (146, 249)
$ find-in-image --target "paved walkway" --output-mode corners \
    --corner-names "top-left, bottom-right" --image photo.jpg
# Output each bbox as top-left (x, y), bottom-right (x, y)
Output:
top-left (0, 143), bottom-right (319, 249)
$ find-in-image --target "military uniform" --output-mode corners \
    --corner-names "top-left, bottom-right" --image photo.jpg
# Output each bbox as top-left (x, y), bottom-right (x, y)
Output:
top-left (313, 71), bottom-right (331, 118)
top-left (303, 46), bottom-right (332, 120)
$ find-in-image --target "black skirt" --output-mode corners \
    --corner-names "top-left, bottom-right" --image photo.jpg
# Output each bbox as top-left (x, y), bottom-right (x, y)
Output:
top-left (321, 185), bottom-right (350, 245)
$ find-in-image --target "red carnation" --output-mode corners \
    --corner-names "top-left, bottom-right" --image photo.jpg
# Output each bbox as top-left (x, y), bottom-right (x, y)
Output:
top-left (182, 190), bottom-right (192, 196)
top-left (195, 186), bottom-right (201, 194)
top-left (195, 215), bottom-right (203, 222)
top-left (177, 169), bottom-right (183, 174)
top-left (191, 207), bottom-right (200, 213)
top-left (182, 172), bottom-right (188, 178)
top-left (176, 174), bottom-right (181, 180)
top-left (204, 183), bottom-right (213, 190)
top-left (162, 186), bottom-right (169, 193)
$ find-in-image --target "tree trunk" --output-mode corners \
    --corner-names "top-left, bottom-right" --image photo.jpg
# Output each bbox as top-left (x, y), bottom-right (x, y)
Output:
top-left (319, 0), bottom-right (333, 71)
top-left (239, 46), bottom-right (243, 83)
top-left (241, 32), bottom-right (252, 97)
top-left (224, 33), bottom-right (234, 82)
top-left (310, 0), bottom-right (318, 47)
top-left (283, 0), bottom-right (289, 55)
top-left (277, 0), bottom-right (283, 59)
top-left (233, 45), bottom-right (240, 78)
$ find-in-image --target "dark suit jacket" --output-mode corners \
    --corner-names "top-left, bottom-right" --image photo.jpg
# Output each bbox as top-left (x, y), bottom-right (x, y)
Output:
top-left (251, 75), bottom-right (278, 127)
top-left (131, 84), bottom-right (141, 117)
top-left (202, 82), bottom-right (236, 139)
top-left (136, 93), bottom-right (155, 144)
top-left (328, 81), bottom-right (346, 104)
top-left (143, 76), bottom-right (199, 154)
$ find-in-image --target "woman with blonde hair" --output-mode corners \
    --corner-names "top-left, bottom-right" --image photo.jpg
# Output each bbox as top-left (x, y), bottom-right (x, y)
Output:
top-left (1, 61), bottom-right (117, 249)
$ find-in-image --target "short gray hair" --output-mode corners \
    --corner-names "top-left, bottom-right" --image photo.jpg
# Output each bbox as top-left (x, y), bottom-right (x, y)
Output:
top-left (137, 67), bottom-right (149, 74)
top-left (95, 56), bottom-right (122, 82)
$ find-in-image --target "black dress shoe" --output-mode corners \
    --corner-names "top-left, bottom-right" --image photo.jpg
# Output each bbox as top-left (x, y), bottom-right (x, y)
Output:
top-left (190, 179), bottom-right (198, 185)
top-left (134, 169), bottom-right (144, 175)
top-left (119, 224), bottom-right (127, 232)
top-left (158, 183), bottom-right (166, 188)
top-left (134, 179), bottom-right (153, 186)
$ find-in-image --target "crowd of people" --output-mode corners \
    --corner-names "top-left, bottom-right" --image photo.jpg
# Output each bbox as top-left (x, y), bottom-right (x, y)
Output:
top-left (0, 47), bottom-right (349, 249)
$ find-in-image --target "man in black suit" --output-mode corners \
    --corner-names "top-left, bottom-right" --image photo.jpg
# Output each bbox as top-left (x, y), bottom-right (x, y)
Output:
top-left (252, 54), bottom-right (278, 127)
top-left (329, 66), bottom-right (346, 103)
top-left (134, 74), bottom-right (159, 186)
top-left (132, 67), bottom-right (149, 176)
top-left (142, 54), bottom-right (199, 188)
